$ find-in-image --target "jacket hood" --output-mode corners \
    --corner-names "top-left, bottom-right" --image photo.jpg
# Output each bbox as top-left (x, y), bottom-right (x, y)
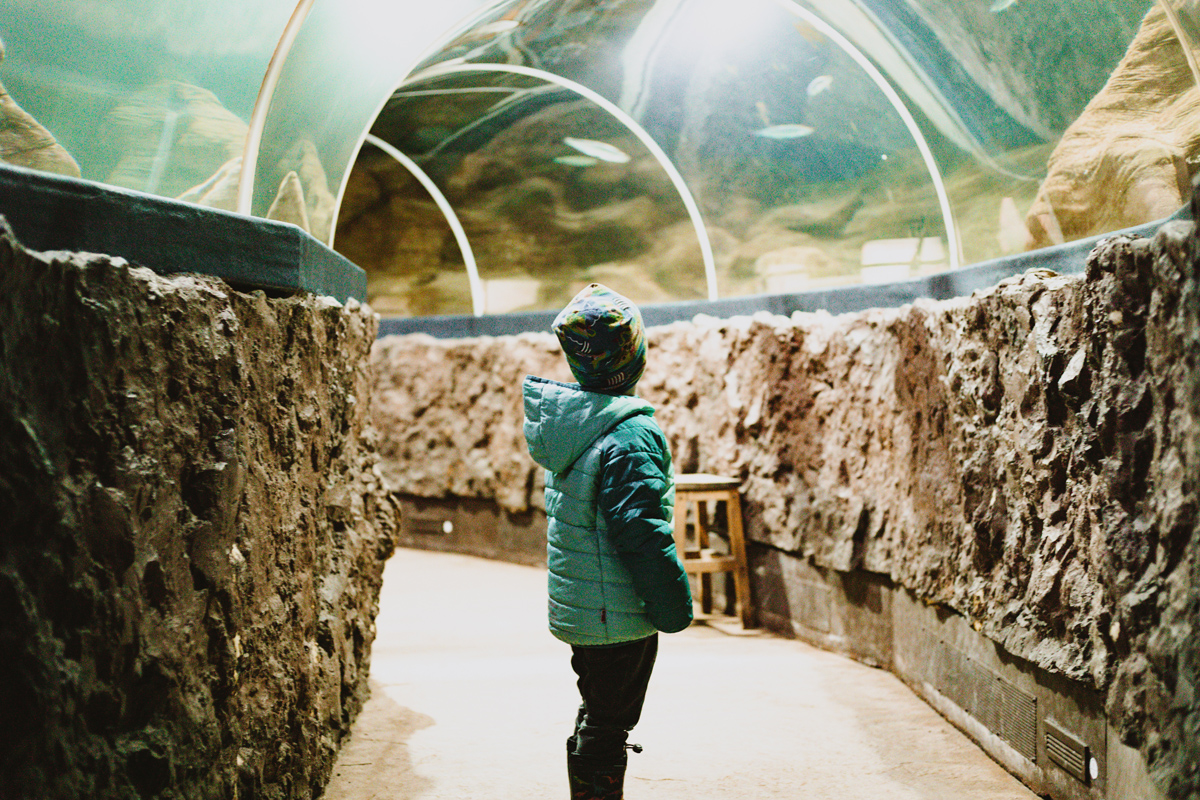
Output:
top-left (523, 375), bottom-right (654, 473)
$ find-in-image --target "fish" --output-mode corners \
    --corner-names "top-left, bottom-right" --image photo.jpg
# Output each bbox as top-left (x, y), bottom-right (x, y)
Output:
top-left (562, 137), bottom-right (631, 164)
top-left (989, 0), bottom-right (1017, 11)
top-left (793, 21), bottom-right (826, 44)
top-left (553, 155), bottom-right (599, 167)
top-left (753, 124), bottom-right (815, 140)
top-left (807, 75), bottom-right (833, 97)
top-left (473, 19), bottom-right (521, 36)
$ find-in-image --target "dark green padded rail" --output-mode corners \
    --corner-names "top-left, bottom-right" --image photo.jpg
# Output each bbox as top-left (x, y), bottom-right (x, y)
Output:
top-left (379, 207), bottom-right (1188, 340)
top-left (0, 164), bottom-right (366, 304)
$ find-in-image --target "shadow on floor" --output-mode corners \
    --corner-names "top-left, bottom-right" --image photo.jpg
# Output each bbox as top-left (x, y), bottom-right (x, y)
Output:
top-left (323, 680), bottom-right (435, 800)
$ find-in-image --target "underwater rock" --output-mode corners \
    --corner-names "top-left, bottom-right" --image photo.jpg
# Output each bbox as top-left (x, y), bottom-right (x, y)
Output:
top-left (336, 149), bottom-right (467, 314)
top-left (267, 170), bottom-right (312, 233)
top-left (0, 78), bottom-right (81, 177)
top-left (752, 195), bottom-right (865, 238)
top-left (176, 155), bottom-right (242, 211)
top-left (276, 139), bottom-right (336, 244)
top-left (102, 80), bottom-right (247, 199)
top-left (1025, 3), bottom-right (1200, 249)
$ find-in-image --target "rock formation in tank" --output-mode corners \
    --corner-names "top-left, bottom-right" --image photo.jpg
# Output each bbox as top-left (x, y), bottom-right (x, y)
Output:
top-left (1025, 2), bottom-right (1200, 249)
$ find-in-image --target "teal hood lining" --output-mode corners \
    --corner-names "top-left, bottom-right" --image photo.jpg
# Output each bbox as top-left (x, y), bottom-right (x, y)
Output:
top-left (523, 375), bottom-right (654, 474)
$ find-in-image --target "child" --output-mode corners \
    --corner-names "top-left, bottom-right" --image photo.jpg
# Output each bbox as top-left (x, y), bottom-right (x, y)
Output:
top-left (523, 283), bottom-right (693, 800)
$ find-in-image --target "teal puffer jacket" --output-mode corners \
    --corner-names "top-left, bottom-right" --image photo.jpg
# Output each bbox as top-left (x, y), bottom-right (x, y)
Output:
top-left (523, 376), bottom-right (693, 646)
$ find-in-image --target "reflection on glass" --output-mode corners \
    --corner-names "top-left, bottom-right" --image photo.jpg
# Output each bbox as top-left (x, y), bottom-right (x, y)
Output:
top-left (347, 71), bottom-right (704, 316)
top-left (2, 0), bottom-right (297, 207)
top-left (354, 0), bottom-right (1181, 317)
top-left (653, 0), bottom-right (951, 294)
top-left (1017, 0), bottom-right (1193, 250)
top-left (336, 141), bottom-right (472, 317)
top-left (1162, 0), bottom-right (1200, 84)
top-left (821, 0), bottom-right (1165, 259)
top-left (358, 0), bottom-right (952, 313)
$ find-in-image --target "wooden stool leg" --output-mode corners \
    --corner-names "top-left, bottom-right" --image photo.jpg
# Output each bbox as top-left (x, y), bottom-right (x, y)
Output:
top-left (672, 493), bottom-right (688, 561)
top-left (673, 494), bottom-right (699, 616)
top-left (696, 502), bottom-right (712, 614)
top-left (725, 493), bottom-right (755, 628)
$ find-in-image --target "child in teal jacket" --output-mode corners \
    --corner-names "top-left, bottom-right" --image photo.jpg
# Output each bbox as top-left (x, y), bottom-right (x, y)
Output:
top-left (524, 283), bottom-right (693, 800)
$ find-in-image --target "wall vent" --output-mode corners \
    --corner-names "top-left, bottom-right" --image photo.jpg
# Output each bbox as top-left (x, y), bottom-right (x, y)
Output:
top-left (405, 516), bottom-right (450, 536)
top-left (1046, 718), bottom-right (1091, 783)
top-left (930, 637), bottom-right (1037, 762)
top-left (997, 678), bottom-right (1038, 761)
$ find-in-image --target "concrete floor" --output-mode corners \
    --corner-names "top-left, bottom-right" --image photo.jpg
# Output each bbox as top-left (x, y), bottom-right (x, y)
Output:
top-left (323, 548), bottom-right (1040, 800)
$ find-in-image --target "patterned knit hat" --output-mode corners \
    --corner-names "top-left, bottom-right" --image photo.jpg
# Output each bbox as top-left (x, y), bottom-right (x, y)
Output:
top-left (552, 283), bottom-right (646, 394)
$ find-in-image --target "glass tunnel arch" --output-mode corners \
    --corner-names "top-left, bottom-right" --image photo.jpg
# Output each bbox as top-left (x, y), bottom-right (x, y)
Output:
top-left (325, 0), bottom-right (975, 316)
top-left (771, 0), bottom-right (961, 270)
top-left (360, 134), bottom-right (486, 316)
top-left (236, 0), bottom-right (318, 219)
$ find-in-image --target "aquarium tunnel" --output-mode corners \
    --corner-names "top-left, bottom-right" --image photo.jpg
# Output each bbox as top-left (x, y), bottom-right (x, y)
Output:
top-left (3, 0), bottom-right (1196, 326)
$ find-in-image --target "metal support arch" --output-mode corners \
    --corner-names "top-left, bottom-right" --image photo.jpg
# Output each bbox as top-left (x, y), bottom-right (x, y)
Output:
top-left (363, 134), bottom-right (485, 316)
top-left (408, 62), bottom-right (721, 302)
top-left (774, 0), bottom-right (962, 270)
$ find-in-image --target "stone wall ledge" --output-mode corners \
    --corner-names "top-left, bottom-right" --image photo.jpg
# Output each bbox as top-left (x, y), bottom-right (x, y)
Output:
top-left (0, 163), bottom-right (367, 304)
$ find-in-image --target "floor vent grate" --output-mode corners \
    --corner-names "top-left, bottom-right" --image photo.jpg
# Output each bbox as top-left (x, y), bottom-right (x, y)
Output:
top-left (930, 637), bottom-right (1037, 763)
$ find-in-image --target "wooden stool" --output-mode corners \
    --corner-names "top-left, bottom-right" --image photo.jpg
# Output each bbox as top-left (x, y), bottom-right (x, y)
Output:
top-left (673, 473), bottom-right (755, 628)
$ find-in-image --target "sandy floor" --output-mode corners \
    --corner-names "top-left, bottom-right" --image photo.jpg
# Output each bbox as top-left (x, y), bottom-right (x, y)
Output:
top-left (322, 548), bottom-right (1039, 800)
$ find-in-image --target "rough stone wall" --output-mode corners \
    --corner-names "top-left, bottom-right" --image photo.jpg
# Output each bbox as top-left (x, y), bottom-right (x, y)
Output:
top-left (371, 221), bottom-right (1200, 796)
top-left (0, 224), bottom-right (396, 799)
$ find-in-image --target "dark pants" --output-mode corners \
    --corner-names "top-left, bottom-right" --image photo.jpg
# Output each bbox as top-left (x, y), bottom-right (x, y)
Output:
top-left (568, 634), bottom-right (658, 762)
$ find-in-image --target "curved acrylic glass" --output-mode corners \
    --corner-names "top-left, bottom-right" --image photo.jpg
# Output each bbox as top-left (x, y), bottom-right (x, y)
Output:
top-left (795, 0), bottom-right (1161, 261)
top-left (363, 134), bottom-right (484, 316)
top-left (405, 0), bottom-right (1173, 298)
top-left (247, 0), bottom-right (499, 244)
top-left (1161, 0), bottom-right (1200, 84)
top-left (1, 0), bottom-right (297, 205)
top-left (364, 0), bottom-right (955, 307)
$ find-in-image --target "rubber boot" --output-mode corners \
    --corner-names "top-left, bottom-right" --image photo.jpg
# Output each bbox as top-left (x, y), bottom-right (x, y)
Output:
top-left (567, 751), bottom-right (626, 800)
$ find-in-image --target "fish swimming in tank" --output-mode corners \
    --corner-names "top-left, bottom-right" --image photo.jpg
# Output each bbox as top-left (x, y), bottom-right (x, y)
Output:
top-left (562, 137), bottom-right (631, 163)
top-left (806, 75), bottom-right (833, 97)
top-left (754, 123), bottom-right (815, 139)
top-left (553, 155), bottom-right (599, 167)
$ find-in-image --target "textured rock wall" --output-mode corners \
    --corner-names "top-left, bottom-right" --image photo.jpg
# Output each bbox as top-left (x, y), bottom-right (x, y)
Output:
top-left (371, 218), bottom-right (1200, 796)
top-left (0, 224), bottom-right (396, 799)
